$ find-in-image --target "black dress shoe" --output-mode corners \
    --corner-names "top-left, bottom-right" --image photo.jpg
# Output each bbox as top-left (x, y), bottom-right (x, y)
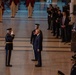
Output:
top-left (61, 40), bottom-right (65, 42)
top-left (6, 65), bottom-right (12, 67)
top-left (31, 59), bottom-right (37, 61)
top-left (35, 65), bottom-right (42, 67)
top-left (51, 31), bottom-right (53, 33)
top-left (28, 17), bottom-right (32, 18)
top-left (11, 16), bottom-right (15, 18)
top-left (47, 28), bottom-right (50, 30)
top-left (6, 65), bottom-right (8, 66)
top-left (56, 36), bottom-right (59, 38)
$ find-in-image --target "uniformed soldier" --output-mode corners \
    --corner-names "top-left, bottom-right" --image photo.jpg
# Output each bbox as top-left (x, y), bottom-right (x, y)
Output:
top-left (0, 0), bottom-right (4, 22)
top-left (9, 0), bottom-right (19, 18)
top-left (70, 54), bottom-right (76, 75)
top-left (5, 28), bottom-right (15, 67)
top-left (26, 0), bottom-right (35, 18)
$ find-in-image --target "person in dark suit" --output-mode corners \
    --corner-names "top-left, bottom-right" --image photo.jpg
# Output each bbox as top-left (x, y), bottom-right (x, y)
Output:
top-left (34, 29), bottom-right (43, 67)
top-left (61, 12), bottom-right (70, 42)
top-left (5, 28), bottom-right (15, 67)
top-left (70, 54), bottom-right (76, 75)
top-left (30, 24), bottom-right (40, 61)
top-left (30, 24), bottom-right (43, 61)
top-left (47, 4), bottom-right (53, 30)
top-left (56, 10), bottom-right (62, 38)
top-left (52, 7), bottom-right (58, 36)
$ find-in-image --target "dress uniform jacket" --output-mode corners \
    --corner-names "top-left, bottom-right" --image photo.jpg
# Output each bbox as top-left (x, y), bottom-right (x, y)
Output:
top-left (70, 64), bottom-right (76, 75)
top-left (26, 0), bottom-right (35, 7)
top-left (5, 33), bottom-right (14, 50)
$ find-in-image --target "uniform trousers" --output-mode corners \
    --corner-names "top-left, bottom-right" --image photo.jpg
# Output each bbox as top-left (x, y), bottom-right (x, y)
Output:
top-left (6, 49), bottom-right (12, 65)
top-left (0, 8), bottom-right (2, 22)
top-left (16, 4), bottom-right (19, 13)
top-left (48, 16), bottom-right (51, 29)
top-left (27, 3), bottom-right (33, 17)
top-left (10, 1), bottom-right (16, 17)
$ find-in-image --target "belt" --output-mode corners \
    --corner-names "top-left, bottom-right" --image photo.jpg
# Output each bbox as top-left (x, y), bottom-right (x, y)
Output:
top-left (6, 42), bottom-right (13, 44)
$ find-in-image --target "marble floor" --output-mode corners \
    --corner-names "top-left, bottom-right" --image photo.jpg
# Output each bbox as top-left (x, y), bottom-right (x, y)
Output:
top-left (0, 2), bottom-right (74, 75)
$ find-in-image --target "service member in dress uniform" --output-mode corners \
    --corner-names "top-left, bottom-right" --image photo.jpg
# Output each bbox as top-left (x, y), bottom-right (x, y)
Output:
top-left (9, 0), bottom-right (19, 18)
top-left (0, 0), bottom-right (4, 22)
top-left (26, 0), bottom-right (35, 18)
top-left (5, 28), bottom-right (15, 67)
top-left (70, 54), bottom-right (76, 75)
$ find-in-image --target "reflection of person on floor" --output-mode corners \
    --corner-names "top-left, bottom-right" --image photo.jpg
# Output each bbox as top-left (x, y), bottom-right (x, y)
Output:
top-left (34, 29), bottom-right (43, 67)
top-left (70, 54), bottom-right (76, 75)
top-left (0, 0), bottom-right (5, 22)
top-left (5, 28), bottom-right (15, 67)
top-left (26, 0), bottom-right (35, 18)
top-left (9, 0), bottom-right (19, 18)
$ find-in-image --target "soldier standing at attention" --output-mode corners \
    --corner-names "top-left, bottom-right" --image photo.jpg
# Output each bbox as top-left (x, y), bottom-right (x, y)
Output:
top-left (9, 0), bottom-right (19, 18)
top-left (5, 28), bottom-right (15, 67)
top-left (26, 0), bottom-right (35, 18)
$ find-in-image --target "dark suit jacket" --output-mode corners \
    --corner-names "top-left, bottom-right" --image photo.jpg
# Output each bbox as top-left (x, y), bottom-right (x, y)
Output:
top-left (34, 33), bottom-right (43, 51)
top-left (61, 16), bottom-right (70, 28)
top-left (30, 29), bottom-right (43, 45)
top-left (5, 33), bottom-right (15, 50)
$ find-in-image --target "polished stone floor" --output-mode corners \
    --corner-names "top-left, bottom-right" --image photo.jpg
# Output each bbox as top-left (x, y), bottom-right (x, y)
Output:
top-left (0, 2), bottom-right (74, 75)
